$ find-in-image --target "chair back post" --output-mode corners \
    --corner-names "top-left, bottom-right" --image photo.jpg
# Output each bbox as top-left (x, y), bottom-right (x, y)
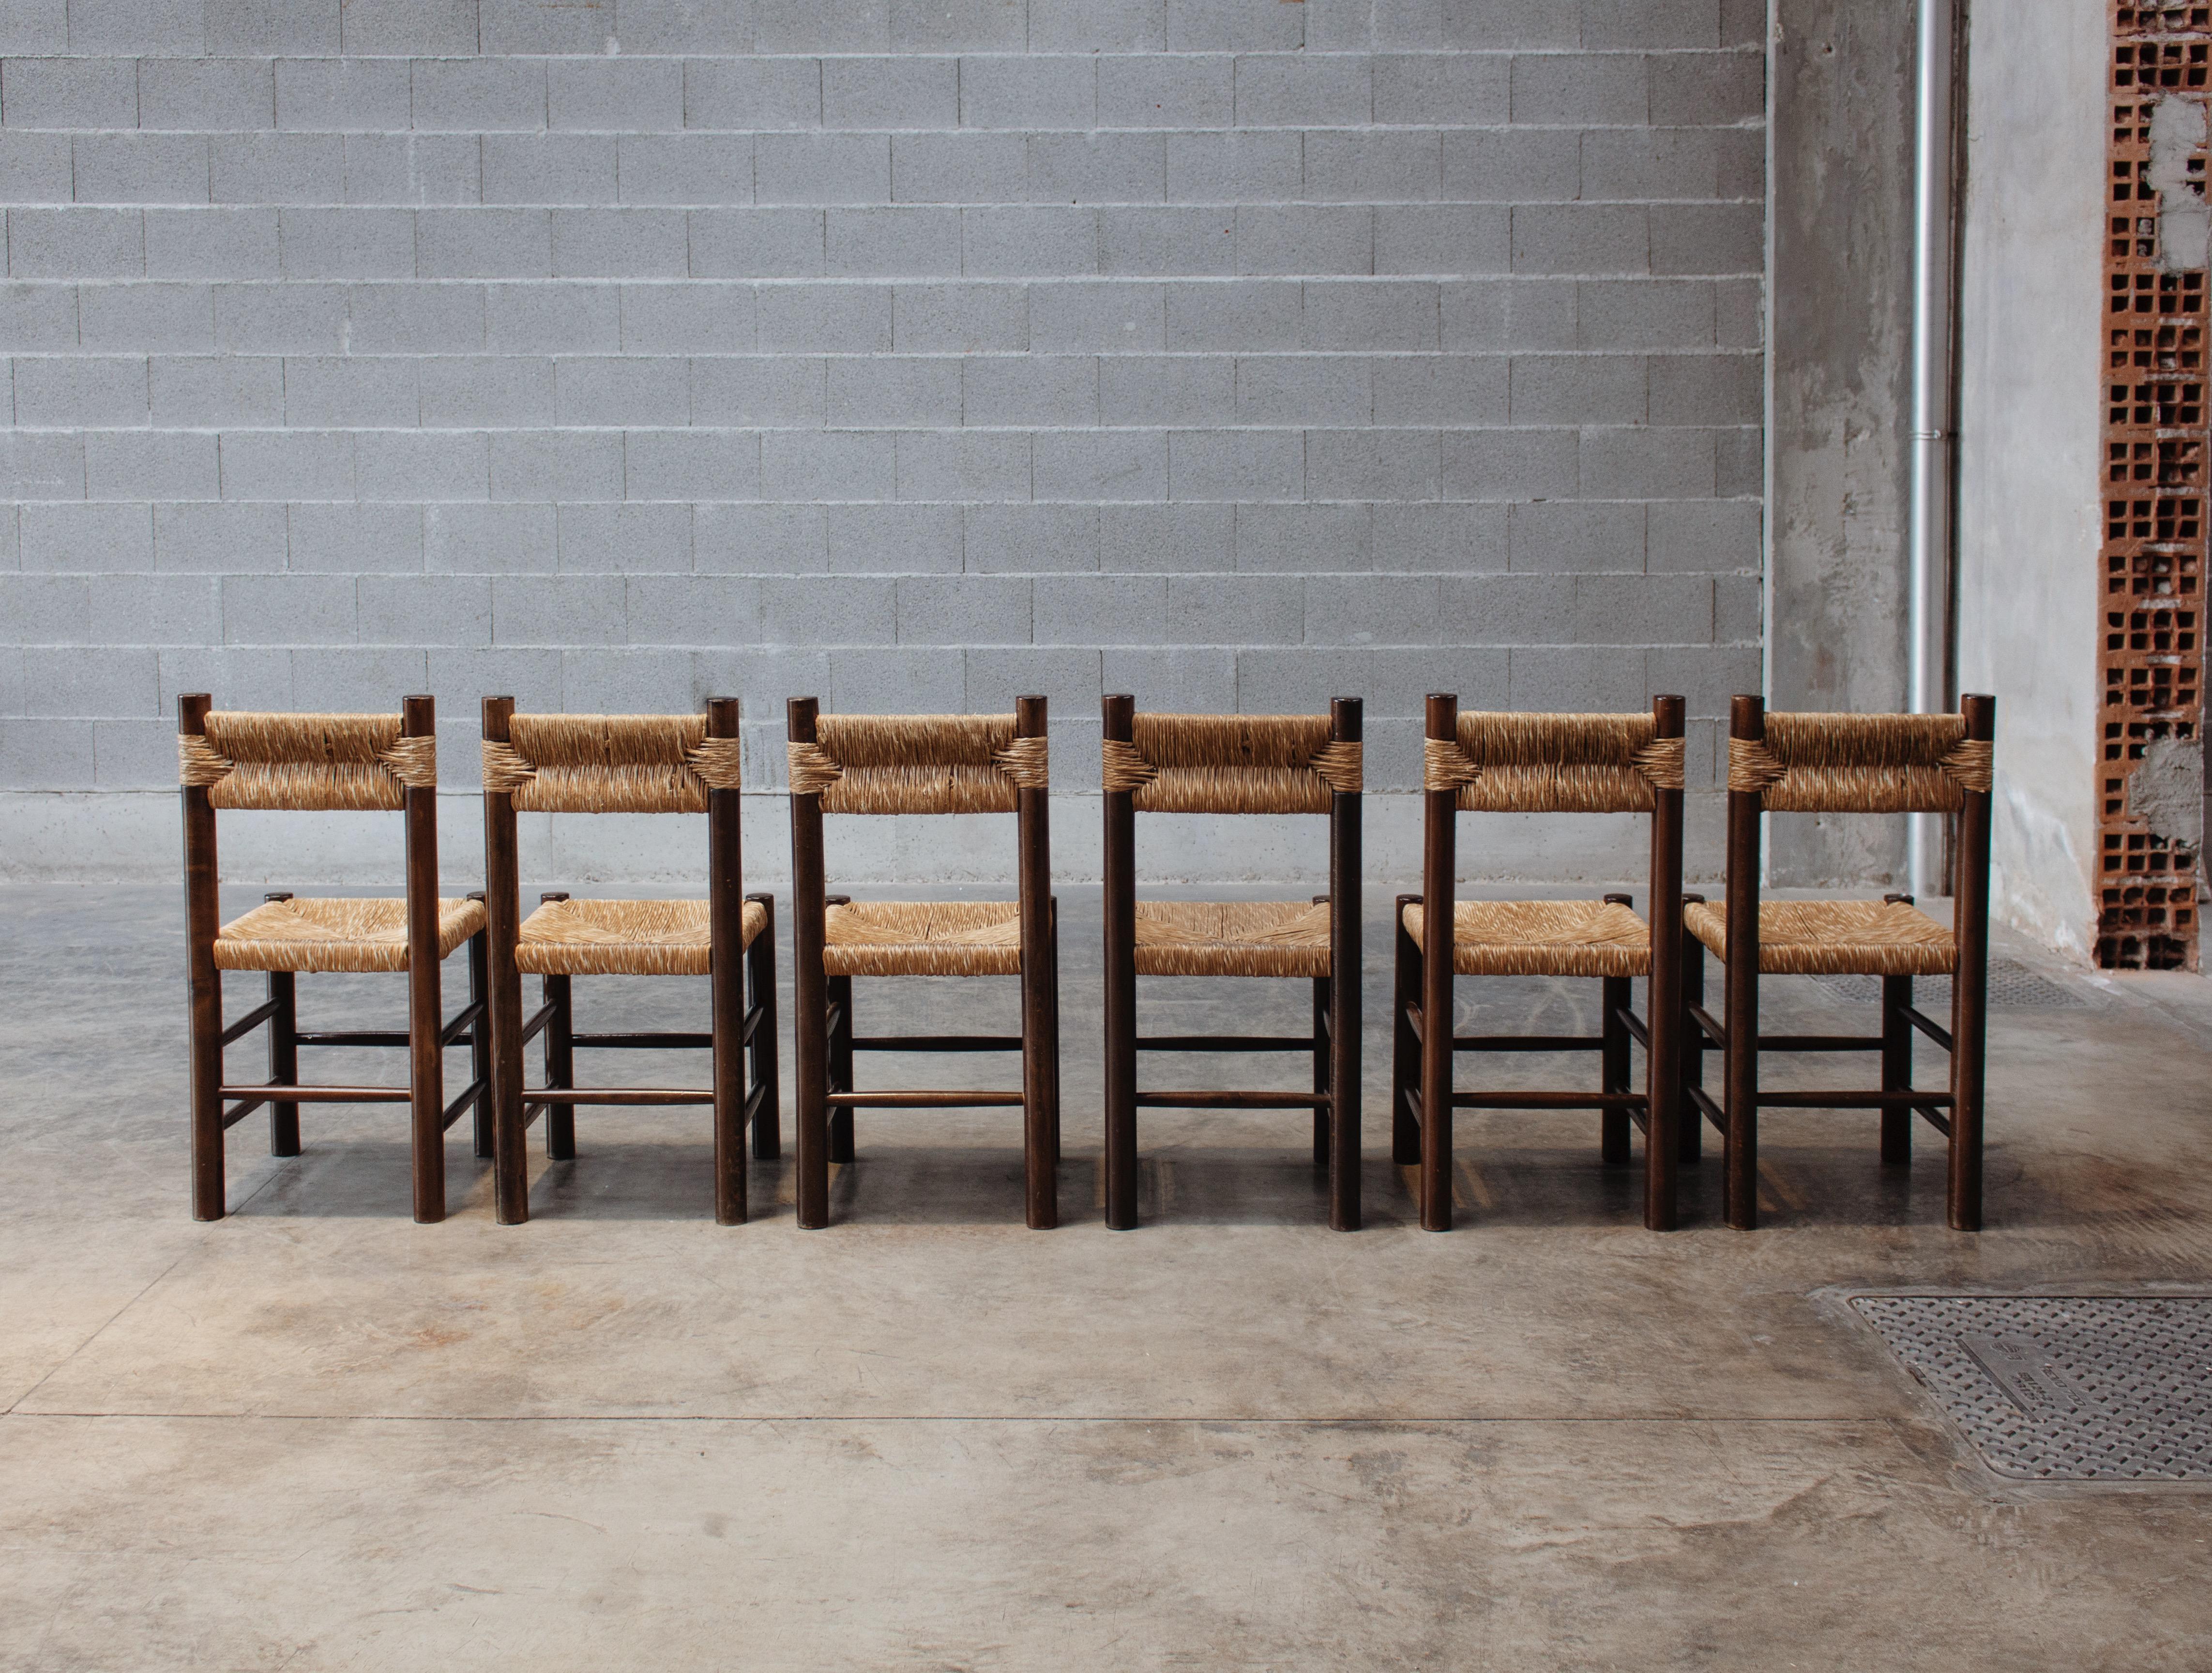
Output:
top-left (705, 696), bottom-right (748, 1226)
top-left (1326, 696), bottom-right (1364, 1231)
top-left (787, 697), bottom-right (831, 1229)
top-left (1014, 695), bottom-right (1059, 1230)
top-left (1418, 691), bottom-right (1457, 1232)
top-left (1949, 691), bottom-right (1996, 1230)
top-left (400, 694), bottom-right (445, 1223)
top-left (1723, 692), bottom-right (1765, 1229)
top-left (1102, 693), bottom-right (1139, 1229)
top-left (180, 692), bottom-right (226, 1221)
top-left (1644, 693), bottom-right (1686, 1231)
top-left (480, 696), bottom-right (529, 1224)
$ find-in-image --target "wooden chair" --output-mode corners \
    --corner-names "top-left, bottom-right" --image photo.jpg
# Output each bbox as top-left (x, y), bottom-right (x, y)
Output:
top-left (1394, 695), bottom-right (1688, 1232)
top-left (480, 697), bottom-right (777, 1226)
top-left (180, 693), bottom-right (489, 1223)
top-left (1101, 697), bottom-right (1363, 1231)
top-left (786, 698), bottom-right (1060, 1230)
top-left (1685, 693), bottom-right (1996, 1230)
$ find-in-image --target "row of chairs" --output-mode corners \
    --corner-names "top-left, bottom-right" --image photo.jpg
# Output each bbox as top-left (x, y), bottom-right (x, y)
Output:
top-left (178, 688), bottom-right (1995, 1234)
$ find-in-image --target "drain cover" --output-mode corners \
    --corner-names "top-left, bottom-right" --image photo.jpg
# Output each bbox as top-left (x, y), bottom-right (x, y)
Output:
top-left (1853, 1295), bottom-right (2212, 1481)
top-left (1813, 960), bottom-right (2091, 1010)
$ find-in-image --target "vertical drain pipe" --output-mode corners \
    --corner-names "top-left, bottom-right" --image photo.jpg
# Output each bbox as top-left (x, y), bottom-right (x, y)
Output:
top-left (1908, 0), bottom-right (1962, 898)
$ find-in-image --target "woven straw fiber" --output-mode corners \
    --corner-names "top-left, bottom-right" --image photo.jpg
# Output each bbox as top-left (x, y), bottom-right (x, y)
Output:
top-left (1133, 900), bottom-right (1333, 977)
top-left (1427, 712), bottom-right (1682, 813)
top-left (1731, 713), bottom-right (1991, 813)
top-left (213, 896), bottom-right (486, 973)
top-left (1403, 898), bottom-right (1651, 977)
top-left (1105, 715), bottom-right (1360, 814)
top-left (788, 715), bottom-right (1044, 816)
top-left (822, 900), bottom-right (1024, 976)
top-left (182, 712), bottom-right (435, 811)
top-left (1684, 898), bottom-right (1957, 977)
top-left (515, 897), bottom-right (767, 977)
top-left (489, 714), bottom-right (742, 814)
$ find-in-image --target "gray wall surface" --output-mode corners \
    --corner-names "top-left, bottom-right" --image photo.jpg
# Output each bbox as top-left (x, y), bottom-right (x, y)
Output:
top-left (0, 0), bottom-right (1764, 883)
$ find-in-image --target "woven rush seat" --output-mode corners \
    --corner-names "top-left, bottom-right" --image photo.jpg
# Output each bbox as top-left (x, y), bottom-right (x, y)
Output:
top-left (1685, 897), bottom-right (1956, 977)
top-left (1402, 898), bottom-right (1651, 978)
top-left (213, 896), bottom-right (487, 974)
top-left (1133, 900), bottom-right (1333, 978)
top-left (515, 897), bottom-right (768, 978)
top-left (822, 900), bottom-right (1024, 977)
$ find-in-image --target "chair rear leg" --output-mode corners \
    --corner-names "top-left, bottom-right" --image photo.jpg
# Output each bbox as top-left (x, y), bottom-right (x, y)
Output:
top-left (746, 895), bottom-right (782, 1162)
top-left (1722, 943), bottom-right (1758, 1232)
top-left (268, 968), bottom-right (300, 1157)
top-left (1881, 973), bottom-right (1913, 1165)
top-left (827, 973), bottom-right (854, 1164)
top-left (1045, 900), bottom-right (1062, 1167)
top-left (544, 973), bottom-right (575, 1161)
top-left (1600, 972), bottom-right (1631, 1166)
top-left (1311, 974), bottom-right (1331, 1168)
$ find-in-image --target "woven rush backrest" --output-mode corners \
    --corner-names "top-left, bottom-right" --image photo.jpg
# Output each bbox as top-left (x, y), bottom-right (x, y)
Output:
top-left (180, 711), bottom-right (433, 811)
top-left (1106, 714), bottom-right (1360, 815)
top-left (484, 714), bottom-right (740, 814)
top-left (787, 714), bottom-right (1045, 815)
top-left (1427, 712), bottom-right (1682, 813)
top-left (1735, 713), bottom-right (1990, 813)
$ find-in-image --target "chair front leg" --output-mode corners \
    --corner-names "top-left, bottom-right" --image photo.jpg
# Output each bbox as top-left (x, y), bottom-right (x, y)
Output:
top-left (826, 973), bottom-right (854, 1165)
top-left (1311, 972), bottom-right (1331, 1169)
top-left (1881, 973), bottom-right (1913, 1165)
top-left (1722, 943), bottom-right (1758, 1232)
top-left (543, 973), bottom-right (575, 1161)
top-left (746, 894), bottom-right (782, 1162)
top-left (1600, 972), bottom-right (1631, 1167)
top-left (268, 968), bottom-right (300, 1158)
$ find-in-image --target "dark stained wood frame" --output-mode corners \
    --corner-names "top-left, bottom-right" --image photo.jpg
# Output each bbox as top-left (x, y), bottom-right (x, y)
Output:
top-left (1688, 692), bottom-right (1996, 1231)
top-left (1391, 694), bottom-right (1687, 1232)
top-left (787, 695), bottom-right (1061, 1231)
top-left (181, 692), bottom-right (488, 1225)
top-left (480, 695), bottom-right (776, 1227)
top-left (1102, 696), bottom-right (1364, 1232)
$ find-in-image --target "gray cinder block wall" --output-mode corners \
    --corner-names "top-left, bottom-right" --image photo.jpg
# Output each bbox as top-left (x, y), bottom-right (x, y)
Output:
top-left (0, 0), bottom-right (1763, 884)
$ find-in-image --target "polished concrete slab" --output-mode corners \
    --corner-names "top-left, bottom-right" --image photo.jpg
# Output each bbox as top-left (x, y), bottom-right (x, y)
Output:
top-left (3, 883), bottom-right (2211, 1670)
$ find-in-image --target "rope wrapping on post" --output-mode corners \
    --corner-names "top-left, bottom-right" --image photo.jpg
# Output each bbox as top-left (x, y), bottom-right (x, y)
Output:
top-left (178, 712), bottom-right (436, 810)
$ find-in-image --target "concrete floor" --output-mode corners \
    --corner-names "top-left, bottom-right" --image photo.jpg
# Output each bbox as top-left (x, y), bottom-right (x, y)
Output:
top-left (4, 882), bottom-right (2212, 1670)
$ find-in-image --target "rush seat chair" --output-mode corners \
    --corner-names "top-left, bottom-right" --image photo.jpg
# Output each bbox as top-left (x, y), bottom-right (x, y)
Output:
top-left (1101, 697), bottom-right (1364, 1231)
top-left (786, 698), bottom-right (1060, 1230)
top-left (480, 698), bottom-right (777, 1226)
top-left (1684, 693), bottom-right (1996, 1231)
top-left (1394, 695), bottom-right (1688, 1231)
top-left (180, 694), bottom-right (489, 1223)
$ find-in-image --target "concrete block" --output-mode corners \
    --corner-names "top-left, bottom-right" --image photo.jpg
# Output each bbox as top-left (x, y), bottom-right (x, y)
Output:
top-left (355, 430), bottom-right (490, 501)
top-left (1505, 277), bottom-right (1576, 347)
top-left (149, 354), bottom-right (284, 426)
top-left (1646, 497), bottom-right (1760, 574)
top-left (150, 502), bottom-right (281, 572)
top-left (1028, 134), bottom-right (1165, 204)
top-left (1300, 279), bottom-right (1434, 349)
top-left (417, 209), bottom-right (551, 280)
top-left (1034, 428), bottom-right (1163, 501)
top-left (551, 58), bottom-right (684, 132)
top-left (760, 575), bottom-right (896, 644)
top-left (964, 503), bottom-right (1099, 572)
top-left (1507, 500), bottom-right (1646, 572)
top-left (1439, 130), bottom-right (1578, 204)
top-left (614, 288), bottom-right (750, 357)
top-left (891, 281), bottom-right (1025, 350)
top-left (1306, 428), bottom-right (1439, 502)
top-left (71, 135), bottom-right (209, 206)
top-left (1712, 427), bottom-right (1757, 497)
top-left (612, 135), bottom-right (750, 207)
top-left (1436, 571), bottom-right (1571, 643)
top-left (1570, 571), bottom-right (1712, 643)
top-left (1165, 278), bottom-right (1299, 350)
top-left (0, 133), bottom-right (71, 202)
top-left (965, 645), bottom-right (1102, 715)
top-left (285, 645), bottom-right (428, 709)
top-left (1028, 0), bottom-right (1165, 51)
top-left (962, 354), bottom-right (1096, 426)
top-left (1575, 278), bottom-right (1712, 349)
top-left (1305, 134), bottom-right (1441, 204)
top-left (1370, 354), bottom-right (1505, 424)
top-left (1579, 426), bottom-right (1717, 497)
top-left (898, 574), bottom-right (1030, 643)
top-left (1509, 354), bottom-right (1645, 424)
top-left (1231, 643), bottom-right (1377, 712)
top-left (1440, 426), bottom-right (1578, 499)
top-left (1233, 54), bottom-right (1371, 127)
top-left (614, 0), bottom-right (752, 51)
top-left (621, 429), bottom-right (762, 500)
top-left (758, 135), bottom-right (892, 206)
top-left (1371, 501), bottom-right (1505, 571)
top-left (1647, 643), bottom-right (1761, 714)
top-left (488, 430), bottom-right (622, 502)
top-left (213, 429), bottom-right (349, 501)
top-left (962, 207), bottom-right (1098, 277)
top-left (341, 134), bottom-right (481, 205)
top-left (1581, 127), bottom-right (1727, 201)
top-left (1102, 645), bottom-right (1230, 712)
top-left (1647, 47), bottom-right (1763, 126)
top-left (357, 574), bottom-right (491, 646)
top-left (758, 281), bottom-right (890, 351)
top-left (1511, 52), bottom-right (1648, 124)
top-left (416, 355), bottom-right (552, 427)
top-left (1233, 502), bottom-right (1372, 573)
top-left (1032, 573), bottom-right (1162, 644)
top-left (754, 0), bottom-right (891, 50)
top-left (1097, 502), bottom-right (1232, 571)
top-left (555, 502), bottom-right (694, 574)
top-left (0, 282), bottom-right (77, 350)
top-left (288, 502), bottom-right (424, 575)
top-left (1649, 202), bottom-right (1760, 275)
top-left (1712, 569), bottom-right (1759, 640)
top-left (202, 0), bottom-right (335, 55)
top-left (1102, 206), bottom-right (1236, 275)
top-left (1096, 55), bottom-right (1228, 129)
top-left (279, 355), bottom-right (417, 427)
top-left (827, 643), bottom-right (967, 712)
top-left (1506, 643), bottom-right (1651, 710)
top-left (0, 717), bottom-right (92, 786)
top-left (1374, 203), bottom-right (1508, 277)
top-left (13, 354), bottom-right (147, 426)
top-left (76, 283), bottom-right (213, 351)
top-left (553, 209), bottom-right (689, 278)
top-left (824, 57), bottom-right (958, 130)
top-left (896, 430), bottom-right (1031, 501)
top-left (1647, 351), bottom-right (1760, 425)
top-left (762, 430), bottom-right (898, 502)
top-left (209, 135), bottom-right (343, 207)
top-left (341, 283), bottom-right (482, 355)
top-left (4, 430), bottom-right (87, 500)
top-left (1582, 0), bottom-right (1719, 46)
top-left (826, 207), bottom-right (964, 277)
top-left (828, 502), bottom-right (963, 573)
top-left (3, 572), bottom-right (88, 641)
top-left (275, 59), bottom-right (410, 132)
top-left (682, 59), bottom-right (822, 132)
top-left (84, 430), bottom-right (217, 501)
top-left (826, 356), bottom-right (962, 428)
top-left (425, 646), bottom-right (562, 722)
top-left (482, 0), bottom-right (611, 50)
top-left (1168, 428), bottom-right (1303, 501)
top-left (20, 647), bottom-right (156, 713)
top-left (412, 60), bottom-right (548, 135)
top-left (8, 209), bottom-right (142, 279)
top-left (275, 208), bottom-right (412, 280)
top-left (1167, 131), bottom-right (1301, 201)
top-left (492, 573), bottom-right (626, 646)
top-left (337, 0), bottom-right (474, 52)
top-left (691, 354), bottom-right (824, 425)
top-left (156, 645), bottom-right (292, 713)
top-left (1170, 571), bottom-right (1303, 642)
top-left (1029, 280), bottom-right (1161, 352)
top-left (623, 576), bottom-right (762, 645)
top-left (485, 136), bottom-right (618, 206)
top-left (554, 356), bottom-right (689, 426)
top-left (1373, 52), bottom-right (1506, 123)
top-left (1237, 205), bottom-right (1369, 275)
top-left (1099, 353), bottom-right (1232, 425)
top-left (426, 502), bottom-right (559, 574)
top-left (1168, 0), bottom-right (1301, 48)
top-left (694, 502), bottom-right (828, 574)
top-left (0, 0), bottom-right (67, 52)
top-left (221, 572), bottom-right (355, 646)
top-left (685, 209), bottom-right (820, 279)
top-left (1438, 278), bottom-right (1505, 348)
top-left (140, 58), bottom-right (274, 131)
top-left (1510, 203), bottom-right (1647, 277)
top-left (1, 56), bottom-right (136, 128)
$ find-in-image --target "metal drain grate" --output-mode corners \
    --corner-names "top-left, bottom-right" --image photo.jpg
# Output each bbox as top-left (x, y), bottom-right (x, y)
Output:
top-left (1853, 1294), bottom-right (2212, 1481)
top-left (1812, 960), bottom-right (2091, 1010)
